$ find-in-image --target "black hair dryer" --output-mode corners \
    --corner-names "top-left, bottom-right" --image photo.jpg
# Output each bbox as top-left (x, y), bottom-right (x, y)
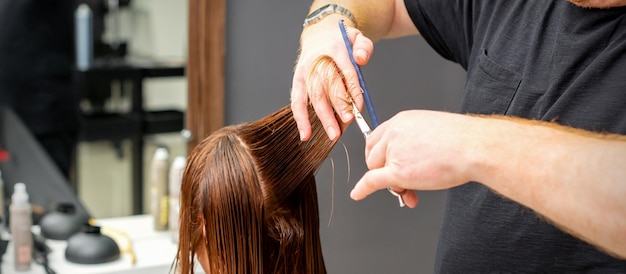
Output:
top-left (65, 224), bottom-right (120, 264)
top-left (39, 203), bottom-right (85, 240)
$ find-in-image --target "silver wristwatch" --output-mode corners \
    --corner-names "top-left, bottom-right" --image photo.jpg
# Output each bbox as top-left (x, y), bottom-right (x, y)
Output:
top-left (303, 4), bottom-right (356, 28)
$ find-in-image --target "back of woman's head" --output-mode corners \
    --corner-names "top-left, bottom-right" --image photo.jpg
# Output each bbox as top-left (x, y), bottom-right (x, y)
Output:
top-left (176, 105), bottom-right (332, 273)
top-left (176, 55), bottom-right (345, 273)
top-left (177, 124), bottom-right (264, 273)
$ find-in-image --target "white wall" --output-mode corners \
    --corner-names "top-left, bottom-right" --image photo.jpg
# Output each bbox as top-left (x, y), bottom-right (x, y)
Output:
top-left (126, 0), bottom-right (188, 110)
top-left (101, 0), bottom-right (188, 110)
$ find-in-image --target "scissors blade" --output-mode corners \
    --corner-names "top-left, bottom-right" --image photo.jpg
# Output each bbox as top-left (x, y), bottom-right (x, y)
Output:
top-left (352, 102), bottom-right (406, 207)
top-left (352, 102), bottom-right (372, 139)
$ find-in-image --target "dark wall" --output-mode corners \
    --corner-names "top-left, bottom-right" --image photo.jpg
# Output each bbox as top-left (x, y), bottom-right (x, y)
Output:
top-left (225, 1), bottom-right (466, 273)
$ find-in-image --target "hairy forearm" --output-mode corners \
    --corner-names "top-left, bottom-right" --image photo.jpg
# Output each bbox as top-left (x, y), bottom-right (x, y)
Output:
top-left (471, 116), bottom-right (626, 259)
top-left (306, 0), bottom-right (416, 41)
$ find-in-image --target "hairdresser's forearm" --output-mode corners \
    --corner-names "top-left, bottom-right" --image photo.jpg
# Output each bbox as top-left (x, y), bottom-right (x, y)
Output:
top-left (472, 118), bottom-right (626, 259)
top-left (306, 0), bottom-right (416, 41)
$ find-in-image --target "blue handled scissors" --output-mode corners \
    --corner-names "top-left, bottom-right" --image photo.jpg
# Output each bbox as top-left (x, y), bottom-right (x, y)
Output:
top-left (339, 20), bottom-right (407, 207)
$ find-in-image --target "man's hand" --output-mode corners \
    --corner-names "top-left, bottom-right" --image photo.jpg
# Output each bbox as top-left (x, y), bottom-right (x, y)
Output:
top-left (350, 110), bottom-right (481, 207)
top-left (291, 16), bottom-right (374, 141)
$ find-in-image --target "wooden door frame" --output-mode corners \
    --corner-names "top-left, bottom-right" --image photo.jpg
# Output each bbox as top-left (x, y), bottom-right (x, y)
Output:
top-left (186, 0), bottom-right (225, 151)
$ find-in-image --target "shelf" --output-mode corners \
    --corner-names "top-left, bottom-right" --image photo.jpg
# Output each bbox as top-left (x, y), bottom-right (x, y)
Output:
top-left (80, 112), bottom-right (141, 142)
top-left (143, 110), bottom-right (185, 135)
top-left (80, 110), bottom-right (184, 141)
top-left (75, 57), bottom-right (186, 215)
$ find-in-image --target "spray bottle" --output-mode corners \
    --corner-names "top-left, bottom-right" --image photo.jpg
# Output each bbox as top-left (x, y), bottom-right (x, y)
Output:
top-left (150, 147), bottom-right (169, 231)
top-left (10, 182), bottom-right (32, 271)
top-left (75, 4), bottom-right (93, 71)
top-left (168, 156), bottom-right (186, 243)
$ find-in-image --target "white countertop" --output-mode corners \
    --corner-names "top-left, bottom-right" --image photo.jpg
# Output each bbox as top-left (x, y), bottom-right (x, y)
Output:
top-left (2, 214), bottom-right (203, 274)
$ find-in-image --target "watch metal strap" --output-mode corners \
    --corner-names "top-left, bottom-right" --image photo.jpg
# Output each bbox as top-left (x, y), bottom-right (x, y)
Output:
top-left (303, 4), bottom-right (357, 28)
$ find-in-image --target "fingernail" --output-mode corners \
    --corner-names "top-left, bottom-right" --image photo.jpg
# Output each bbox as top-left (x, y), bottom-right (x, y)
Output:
top-left (299, 130), bottom-right (305, 141)
top-left (327, 126), bottom-right (337, 140)
top-left (342, 111), bottom-right (353, 122)
top-left (350, 189), bottom-right (356, 201)
top-left (355, 49), bottom-right (367, 62)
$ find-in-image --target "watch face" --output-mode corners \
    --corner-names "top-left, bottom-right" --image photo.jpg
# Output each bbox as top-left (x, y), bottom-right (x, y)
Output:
top-left (307, 4), bottom-right (332, 20)
top-left (304, 4), bottom-right (355, 28)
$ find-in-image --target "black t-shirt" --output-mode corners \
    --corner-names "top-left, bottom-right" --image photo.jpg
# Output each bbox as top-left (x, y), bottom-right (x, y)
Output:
top-left (0, 0), bottom-right (80, 135)
top-left (405, 0), bottom-right (626, 272)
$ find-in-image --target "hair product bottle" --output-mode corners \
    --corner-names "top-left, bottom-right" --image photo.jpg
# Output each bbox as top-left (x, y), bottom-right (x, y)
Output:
top-left (74, 4), bottom-right (93, 71)
top-left (10, 182), bottom-right (32, 271)
top-left (150, 147), bottom-right (169, 231)
top-left (168, 156), bottom-right (186, 243)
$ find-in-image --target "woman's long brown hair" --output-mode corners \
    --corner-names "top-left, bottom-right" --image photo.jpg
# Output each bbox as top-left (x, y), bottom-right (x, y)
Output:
top-left (175, 56), bottom-right (346, 273)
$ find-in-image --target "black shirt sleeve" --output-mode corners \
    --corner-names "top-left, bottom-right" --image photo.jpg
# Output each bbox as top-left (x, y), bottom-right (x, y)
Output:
top-left (404, 0), bottom-right (475, 68)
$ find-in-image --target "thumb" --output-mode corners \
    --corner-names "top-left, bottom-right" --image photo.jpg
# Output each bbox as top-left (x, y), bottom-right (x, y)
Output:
top-left (350, 167), bottom-right (419, 208)
top-left (350, 167), bottom-right (395, 201)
